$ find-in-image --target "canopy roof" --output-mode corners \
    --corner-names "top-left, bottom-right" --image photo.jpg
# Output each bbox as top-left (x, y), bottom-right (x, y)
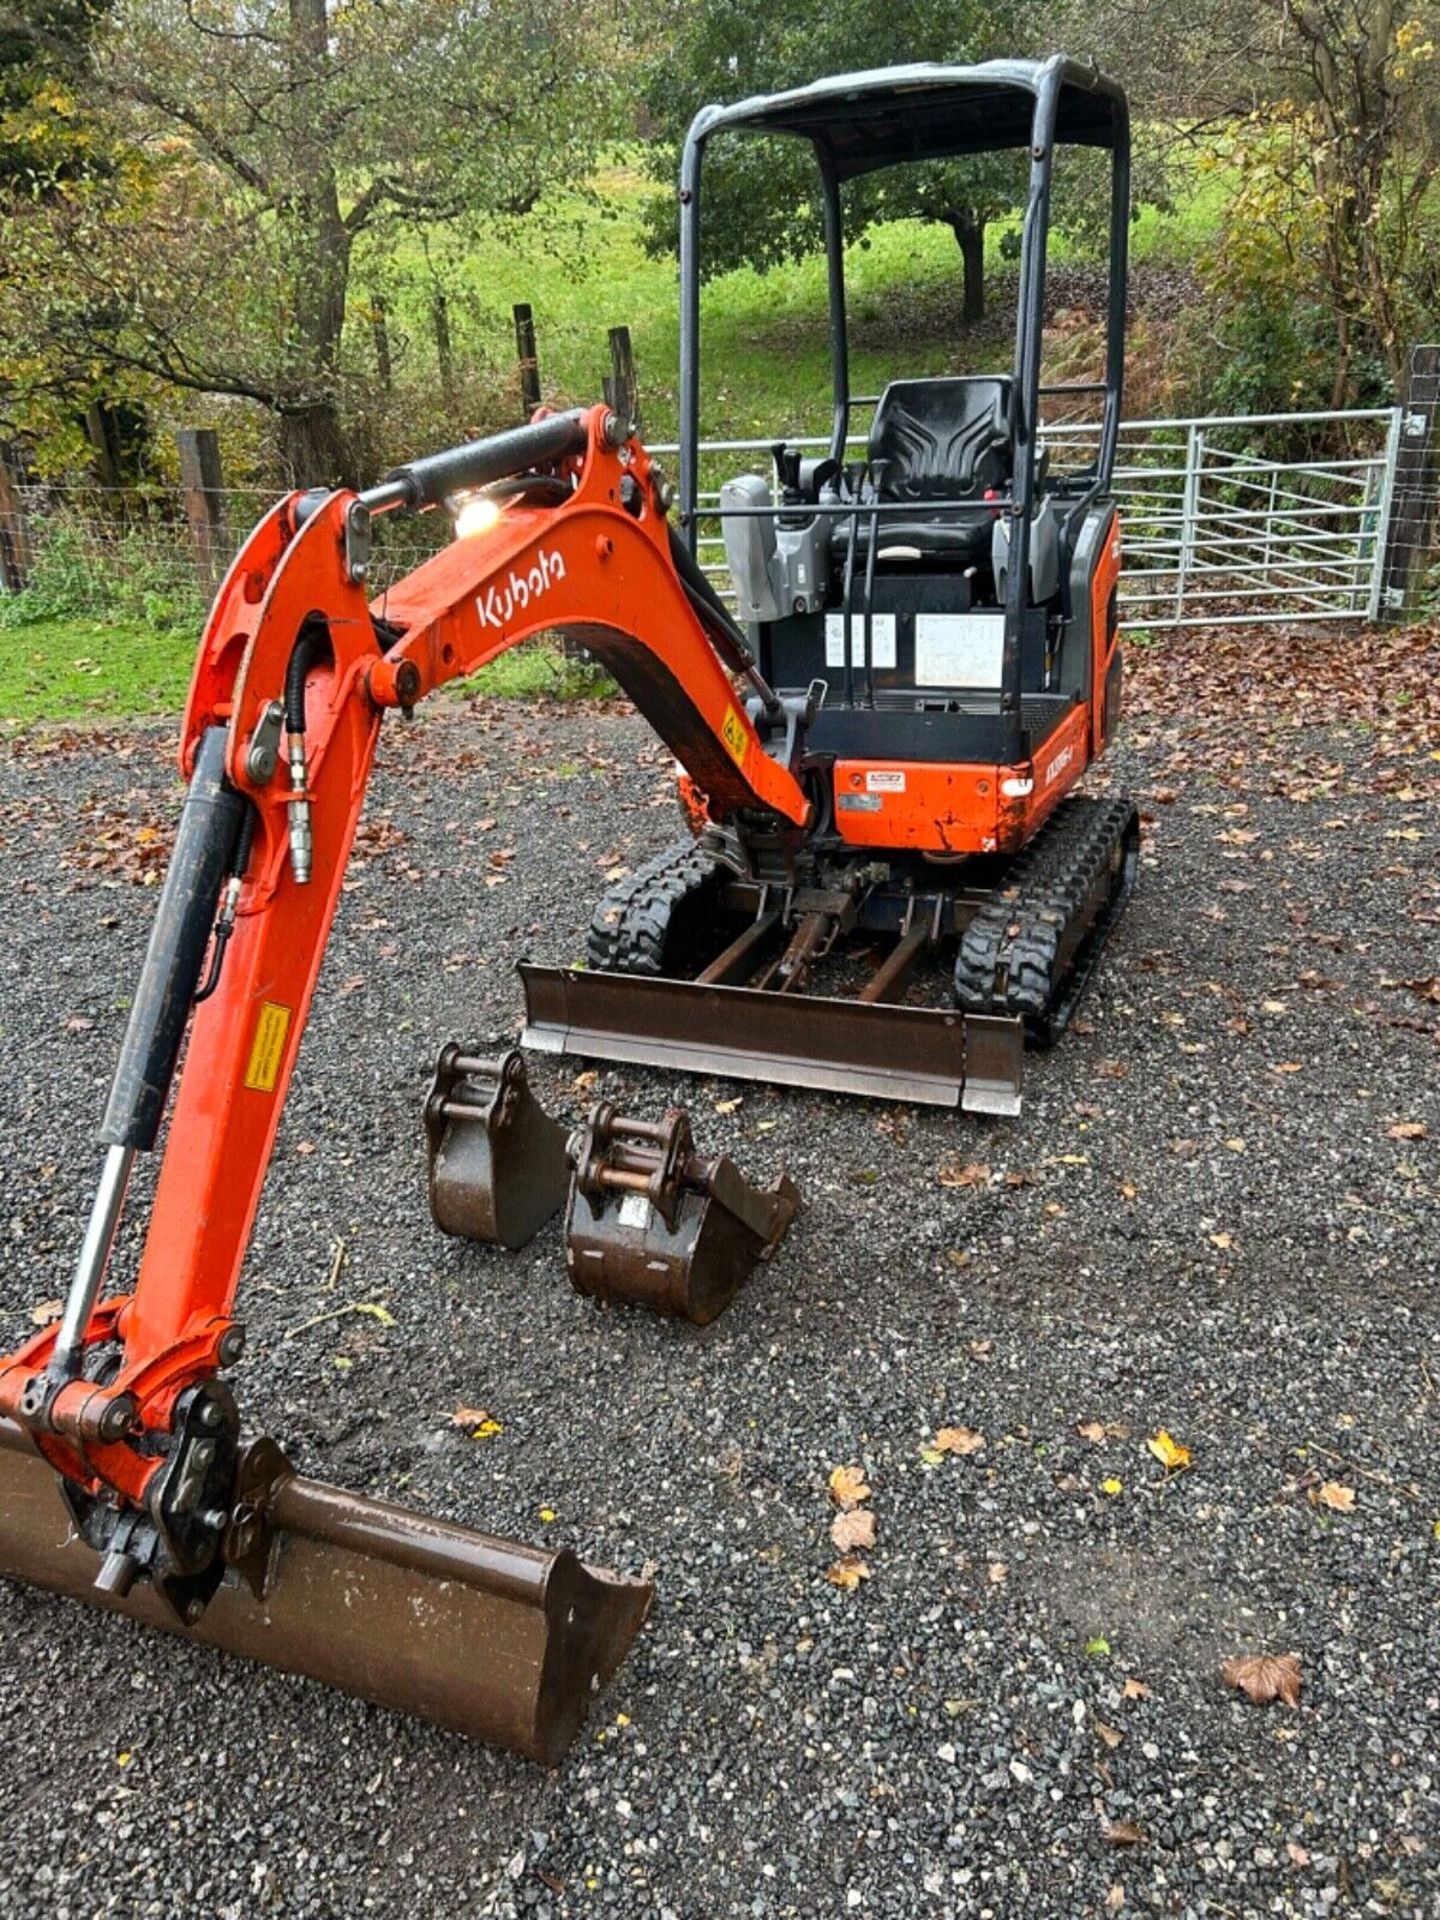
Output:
top-left (689, 58), bottom-right (1126, 181)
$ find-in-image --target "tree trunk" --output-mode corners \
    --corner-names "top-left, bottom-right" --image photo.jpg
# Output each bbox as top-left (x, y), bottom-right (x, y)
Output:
top-left (280, 0), bottom-right (355, 485)
top-left (949, 211), bottom-right (986, 325)
top-left (278, 400), bottom-right (351, 488)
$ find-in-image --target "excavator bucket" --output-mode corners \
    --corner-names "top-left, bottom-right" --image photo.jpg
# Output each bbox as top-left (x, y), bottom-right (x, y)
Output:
top-left (0, 1418), bottom-right (651, 1764)
top-left (565, 1103), bottom-right (800, 1324)
top-left (425, 1045), bottom-right (570, 1248)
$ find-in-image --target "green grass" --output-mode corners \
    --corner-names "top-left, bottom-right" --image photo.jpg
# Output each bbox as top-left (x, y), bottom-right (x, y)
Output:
top-left (0, 618), bottom-right (198, 725)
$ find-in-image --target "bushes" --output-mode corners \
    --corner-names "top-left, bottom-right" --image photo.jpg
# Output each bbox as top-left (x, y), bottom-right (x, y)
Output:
top-left (0, 512), bottom-right (205, 633)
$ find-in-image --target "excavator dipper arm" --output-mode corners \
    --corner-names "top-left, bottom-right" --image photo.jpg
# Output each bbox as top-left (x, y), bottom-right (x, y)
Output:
top-left (0, 405), bottom-right (800, 1747)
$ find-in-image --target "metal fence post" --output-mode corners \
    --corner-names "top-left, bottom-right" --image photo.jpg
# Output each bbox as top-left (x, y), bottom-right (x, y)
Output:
top-left (1174, 425), bottom-right (1203, 624)
top-left (174, 428), bottom-right (227, 600)
top-left (1375, 345), bottom-right (1440, 624)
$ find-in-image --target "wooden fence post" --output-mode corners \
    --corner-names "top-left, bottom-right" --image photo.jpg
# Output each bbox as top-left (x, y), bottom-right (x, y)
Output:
top-left (372, 298), bottom-right (393, 391)
top-left (433, 294), bottom-right (456, 412)
top-left (605, 325), bottom-right (639, 434)
top-left (1376, 344), bottom-right (1440, 624)
top-left (175, 428), bottom-right (227, 599)
top-left (0, 443), bottom-right (33, 593)
top-left (514, 303), bottom-right (541, 416)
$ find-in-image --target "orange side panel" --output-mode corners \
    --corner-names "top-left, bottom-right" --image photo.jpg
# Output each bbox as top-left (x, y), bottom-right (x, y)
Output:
top-left (1090, 515), bottom-right (1122, 754)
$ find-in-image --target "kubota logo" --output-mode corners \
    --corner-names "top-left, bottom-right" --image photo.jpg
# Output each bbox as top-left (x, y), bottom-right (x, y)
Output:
top-left (475, 548), bottom-right (566, 631)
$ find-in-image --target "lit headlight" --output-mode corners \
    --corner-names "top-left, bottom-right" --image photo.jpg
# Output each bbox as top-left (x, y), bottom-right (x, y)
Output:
top-left (450, 491), bottom-right (503, 540)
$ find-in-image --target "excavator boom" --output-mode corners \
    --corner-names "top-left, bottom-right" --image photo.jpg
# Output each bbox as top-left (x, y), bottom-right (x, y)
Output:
top-left (0, 403), bottom-right (805, 1757)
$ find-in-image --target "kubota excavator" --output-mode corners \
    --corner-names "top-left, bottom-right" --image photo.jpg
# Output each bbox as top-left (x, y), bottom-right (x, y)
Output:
top-left (0, 58), bottom-right (1137, 1759)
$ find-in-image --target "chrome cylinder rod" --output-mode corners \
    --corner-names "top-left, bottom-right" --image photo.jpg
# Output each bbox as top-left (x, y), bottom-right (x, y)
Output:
top-left (50, 1144), bottom-right (135, 1379)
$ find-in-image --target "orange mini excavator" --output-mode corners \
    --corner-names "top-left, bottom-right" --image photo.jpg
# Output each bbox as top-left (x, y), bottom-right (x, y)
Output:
top-left (0, 59), bottom-right (1137, 1758)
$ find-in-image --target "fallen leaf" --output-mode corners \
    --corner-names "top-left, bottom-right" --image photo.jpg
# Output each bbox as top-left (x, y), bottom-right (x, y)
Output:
top-left (1271, 1061), bottom-right (1304, 1074)
top-left (449, 1404), bottom-right (490, 1429)
top-left (938, 1159), bottom-right (990, 1189)
top-left (830, 1508), bottom-right (876, 1552)
top-left (1094, 1719), bottom-right (1123, 1750)
top-left (828, 1464), bottom-right (871, 1510)
top-left (825, 1555), bottom-right (872, 1591)
top-left (1146, 1429), bottom-right (1192, 1473)
top-left (1105, 1883), bottom-right (1126, 1913)
top-left (1313, 1480), bottom-right (1355, 1513)
top-left (1222, 1652), bottom-right (1302, 1707)
top-left (715, 1096), bottom-right (744, 1115)
top-left (571, 1069), bottom-right (598, 1092)
top-left (1209, 1231), bottom-right (1235, 1251)
top-left (1286, 1842), bottom-right (1311, 1868)
top-left (1100, 1477), bottom-right (1124, 1496)
top-left (1077, 1420), bottom-right (1108, 1443)
top-left (987, 1560), bottom-right (1007, 1584)
top-left (1085, 1635), bottom-right (1111, 1656)
top-left (62, 1015), bottom-right (94, 1033)
top-left (1104, 1819), bottom-right (1144, 1848)
top-left (1386, 1121), bottom-right (1428, 1141)
top-left (1121, 1677), bottom-right (1152, 1700)
top-left (934, 1425), bottom-right (985, 1456)
top-left (29, 1299), bottom-right (63, 1326)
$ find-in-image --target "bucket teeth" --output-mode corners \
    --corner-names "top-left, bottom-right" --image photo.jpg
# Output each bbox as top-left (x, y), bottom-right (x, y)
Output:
top-left (564, 1103), bottom-right (800, 1325)
top-left (0, 1417), bottom-right (651, 1765)
top-left (425, 1045), bottom-right (570, 1249)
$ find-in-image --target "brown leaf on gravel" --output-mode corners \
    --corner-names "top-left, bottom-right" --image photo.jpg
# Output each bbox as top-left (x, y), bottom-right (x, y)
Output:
top-left (1105, 1883), bottom-right (1126, 1913)
top-left (1121, 1677), bottom-right (1152, 1700)
top-left (29, 1299), bottom-right (63, 1326)
top-left (830, 1509), bottom-right (876, 1552)
top-left (1286, 1841), bottom-right (1311, 1868)
top-left (449, 1404), bottom-right (490, 1429)
top-left (935, 1425), bottom-right (986, 1456)
top-left (1313, 1480), bottom-right (1356, 1513)
top-left (1222, 1652), bottom-right (1303, 1707)
top-left (1103, 1819), bottom-right (1144, 1847)
top-left (1385, 1120), bottom-right (1429, 1141)
top-left (1094, 1719), bottom-right (1123, 1750)
top-left (828, 1464), bottom-right (871, 1510)
top-left (825, 1555), bottom-right (872, 1591)
top-left (938, 1159), bottom-right (990, 1189)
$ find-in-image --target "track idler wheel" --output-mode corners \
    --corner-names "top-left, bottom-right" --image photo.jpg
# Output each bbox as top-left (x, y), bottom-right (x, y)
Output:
top-left (425, 1045), bottom-right (569, 1249)
top-left (564, 1104), bottom-right (800, 1325)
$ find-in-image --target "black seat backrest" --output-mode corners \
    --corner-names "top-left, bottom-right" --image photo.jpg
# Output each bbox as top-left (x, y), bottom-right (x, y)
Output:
top-left (867, 377), bottom-right (1012, 503)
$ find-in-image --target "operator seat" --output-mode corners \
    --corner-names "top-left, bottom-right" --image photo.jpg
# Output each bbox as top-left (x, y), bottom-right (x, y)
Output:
top-left (834, 375), bottom-right (1012, 566)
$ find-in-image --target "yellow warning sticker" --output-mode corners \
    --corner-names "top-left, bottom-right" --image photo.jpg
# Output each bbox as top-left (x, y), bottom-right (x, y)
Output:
top-left (243, 1002), bottom-right (292, 1093)
top-left (720, 704), bottom-right (749, 770)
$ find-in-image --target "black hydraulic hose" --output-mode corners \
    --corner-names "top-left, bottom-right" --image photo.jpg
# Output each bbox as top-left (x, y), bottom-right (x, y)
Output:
top-left (98, 729), bottom-right (248, 1152)
top-left (285, 619), bottom-right (328, 736)
top-left (666, 524), bottom-right (765, 679)
top-left (193, 800), bottom-right (257, 1006)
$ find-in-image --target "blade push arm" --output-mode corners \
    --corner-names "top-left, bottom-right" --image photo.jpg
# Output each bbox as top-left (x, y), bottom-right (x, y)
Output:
top-left (0, 404), bottom-right (808, 1540)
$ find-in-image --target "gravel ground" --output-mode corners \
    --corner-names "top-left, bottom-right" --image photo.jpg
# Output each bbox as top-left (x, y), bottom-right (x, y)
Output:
top-left (0, 626), bottom-right (1438, 1920)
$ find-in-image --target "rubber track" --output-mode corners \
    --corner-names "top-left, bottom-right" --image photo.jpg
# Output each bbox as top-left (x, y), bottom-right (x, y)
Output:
top-left (586, 838), bottom-right (720, 976)
top-left (953, 796), bottom-right (1138, 1044)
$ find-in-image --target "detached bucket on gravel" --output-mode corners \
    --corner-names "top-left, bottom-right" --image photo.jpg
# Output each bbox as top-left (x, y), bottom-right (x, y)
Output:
top-left (0, 1419), bottom-right (651, 1764)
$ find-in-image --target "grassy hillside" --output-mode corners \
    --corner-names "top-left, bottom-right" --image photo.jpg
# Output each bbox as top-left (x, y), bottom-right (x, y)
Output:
top-left (3, 155), bottom-right (1223, 724)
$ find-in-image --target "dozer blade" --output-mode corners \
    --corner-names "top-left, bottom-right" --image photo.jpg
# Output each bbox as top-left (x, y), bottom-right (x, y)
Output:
top-left (0, 1418), bottom-right (650, 1765)
top-left (520, 964), bottom-right (1023, 1116)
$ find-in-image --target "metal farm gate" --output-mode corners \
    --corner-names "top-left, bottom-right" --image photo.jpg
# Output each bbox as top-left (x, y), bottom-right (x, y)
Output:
top-left (662, 372), bottom-right (1439, 633)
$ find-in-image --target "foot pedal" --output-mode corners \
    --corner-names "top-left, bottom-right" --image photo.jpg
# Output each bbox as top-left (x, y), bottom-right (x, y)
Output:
top-left (425, 1045), bottom-right (569, 1249)
top-left (564, 1104), bottom-right (800, 1324)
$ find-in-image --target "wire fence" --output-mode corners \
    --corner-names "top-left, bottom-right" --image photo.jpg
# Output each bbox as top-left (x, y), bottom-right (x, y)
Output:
top-left (2, 400), bottom-right (1437, 637)
top-left (0, 483), bottom-right (450, 631)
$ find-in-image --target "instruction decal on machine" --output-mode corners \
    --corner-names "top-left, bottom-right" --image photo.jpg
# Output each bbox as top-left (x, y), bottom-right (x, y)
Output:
top-left (720, 704), bottom-right (749, 769)
top-left (825, 613), bottom-right (896, 671)
top-left (243, 1002), bottom-right (292, 1093)
top-left (914, 613), bottom-right (1004, 688)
